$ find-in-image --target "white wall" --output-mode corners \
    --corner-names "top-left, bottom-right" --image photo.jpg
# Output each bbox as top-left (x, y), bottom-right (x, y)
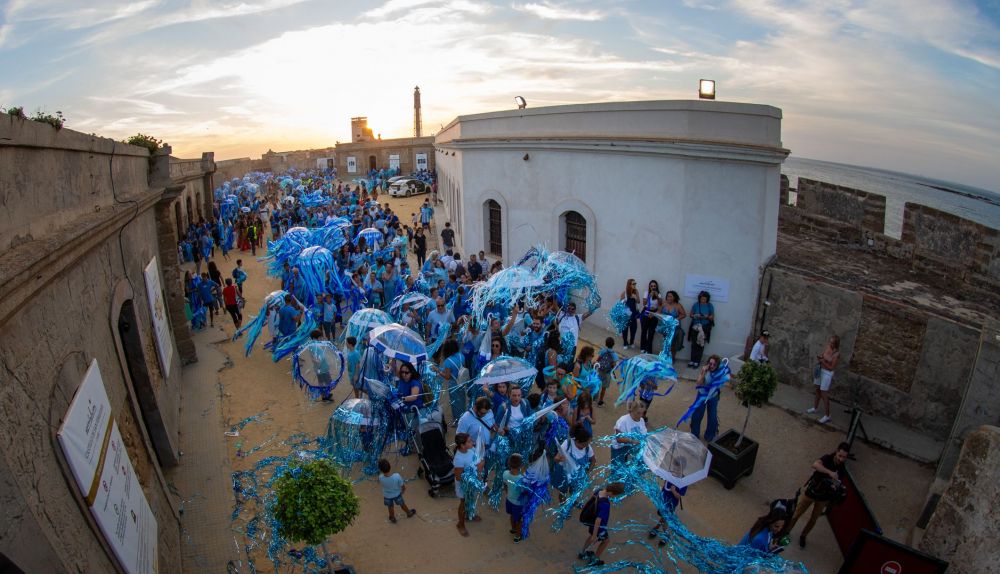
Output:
top-left (434, 100), bottom-right (787, 359)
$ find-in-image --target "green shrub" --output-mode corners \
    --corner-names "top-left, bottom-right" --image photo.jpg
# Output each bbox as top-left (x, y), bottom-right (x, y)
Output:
top-left (273, 458), bottom-right (360, 546)
top-left (734, 360), bottom-right (778, 446)
top-left (5, 106), bottom-right (26, 120)
top-left (31, 109), bottom-right (65, 129)
top-left (125, 133), bottom-right (163, 154)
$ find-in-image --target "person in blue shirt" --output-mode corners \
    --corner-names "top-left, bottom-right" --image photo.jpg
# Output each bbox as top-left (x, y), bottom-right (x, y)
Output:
top-left (739, 508), bottom-right (786, 554)
top-left (232, 259), bottom-right (248, 296)
top-left (435, 339), bottom-right (466, 425)
top-left (687, 290), bottom-right (716, 369)
top-left (393, 362), bottom-right (424, 409)
top-left (579, 482), bottom-right (625, 567)
top-left (277, 294), bottom-right (302, 338)
top-left (344, 336), bottom-right (363, 399)
top-left (647, 477), bottom-right (688, 546)
top-left (197, 272), bottom-right (220, 327)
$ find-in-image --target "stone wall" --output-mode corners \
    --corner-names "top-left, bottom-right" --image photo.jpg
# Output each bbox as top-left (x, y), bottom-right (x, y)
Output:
top-left (0, 112), bottom-right (185, 572)
top-left (759, 267), bottom-right (979, 441)
top-left (920, 425), bottom-right (1000, 574)
top-left (902, 203), bottom-right (1000, 282)
top-left (215, 157), bottom-right (256, 183)
top-left (795, 178), bottom-right (886, 233)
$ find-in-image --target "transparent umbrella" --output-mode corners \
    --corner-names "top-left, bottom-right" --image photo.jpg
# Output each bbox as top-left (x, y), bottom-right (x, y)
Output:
top-left (342, 308), bottom-right (392, 343)
top-left (641, 427), bottom-right (712, 488)
top-left (368, 323), bottom-right (428, 363)
top-left (355, 227), bottom-right (384, 248)
top-left (389, 292), bottom-right (435, 315)
top-left (293, 340), bottom-right (345, 393)
top-left (477, 355), bottom-right (537, 388)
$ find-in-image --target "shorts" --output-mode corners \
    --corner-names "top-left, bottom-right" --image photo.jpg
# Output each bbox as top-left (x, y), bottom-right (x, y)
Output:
top-left (505, 500), bottom-right (523, 522)
top-left (350, 374), bottom-right (363, 390)
top-left (598, 371), bottom-right (611, 388)
top-left (206, 301), bottom-right (218, 311)
top-left (815, 369), bottom-right (833, 391)
top-left (383, 494), bottom-right (405, 507)
top-left (588, 524), bottom-right (609, 541)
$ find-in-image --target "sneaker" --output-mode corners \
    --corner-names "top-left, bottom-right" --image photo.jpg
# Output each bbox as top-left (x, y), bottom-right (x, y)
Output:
top-left (389, 516), bottom-right (397, 523)
top-left (597, 400), bottom-right (605, 407)
top-left (658, 539), bottom-right (666, 547)
top-left (513, 536), bottom-right (521, 543)
top-left (406, 509), bottom-right (417, 518)
top-left (509, 529), bottom-right (516, 534)
top-left (591, 559), bottom-right (605, 567)
top-left (805, 407), bottom-right (817, 414)
top-left (578, 551), bottom-right (595, 561)
top-left (799, 535), bottom-right (807, 548)
top-left (648, 528), bottom-right (659, 539)
top-left (818, 415), bottom-right (831, 424)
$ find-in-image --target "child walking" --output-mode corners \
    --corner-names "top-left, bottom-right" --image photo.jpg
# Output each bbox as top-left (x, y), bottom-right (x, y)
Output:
top-left (378, 459), bottom-right (416, 523)
top-left (503, 454), bottom-right (525, 543)
top-left (595, 337), bottom-right (618, 406)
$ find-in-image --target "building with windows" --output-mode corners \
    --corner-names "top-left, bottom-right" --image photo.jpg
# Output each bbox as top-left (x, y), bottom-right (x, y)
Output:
top-left (433, 100), bottom-right (789, 359)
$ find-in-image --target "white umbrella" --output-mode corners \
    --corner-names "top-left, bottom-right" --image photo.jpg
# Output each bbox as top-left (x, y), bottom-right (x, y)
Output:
top-left (641, 427), bottom-right (712, 488)
top-left (389, 292), bottom-right (434, 314)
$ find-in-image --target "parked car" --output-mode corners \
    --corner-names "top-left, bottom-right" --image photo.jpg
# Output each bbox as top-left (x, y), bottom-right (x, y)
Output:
top-left (388, 179), bottom-right (429, 197)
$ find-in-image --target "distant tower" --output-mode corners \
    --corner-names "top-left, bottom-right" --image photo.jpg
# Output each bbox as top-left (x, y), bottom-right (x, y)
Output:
top-left (413, 86), bottom-right (422, 138)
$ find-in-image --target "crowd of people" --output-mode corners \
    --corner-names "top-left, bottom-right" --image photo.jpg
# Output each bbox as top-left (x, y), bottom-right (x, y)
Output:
top-left (183, 168), bottom-right (849, 571)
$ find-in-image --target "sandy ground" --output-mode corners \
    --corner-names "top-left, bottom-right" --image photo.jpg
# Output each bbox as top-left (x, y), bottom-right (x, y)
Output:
top-left (171, 187), bottom-right (934, 574)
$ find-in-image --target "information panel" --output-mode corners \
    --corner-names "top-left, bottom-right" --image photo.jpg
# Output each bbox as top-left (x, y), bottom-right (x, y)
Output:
top-left (389, 154), bottom-right (400, 170)
top-left (683, 274), bottom-right (730, 303)
top-left (57, 360), bottom-right (158, 574)
top-left (143, 257), bottom-right (174, 378)
top-left (415, 153), bottom-right (427, 171)
top-left (347, 156), bottom-right (357, 173)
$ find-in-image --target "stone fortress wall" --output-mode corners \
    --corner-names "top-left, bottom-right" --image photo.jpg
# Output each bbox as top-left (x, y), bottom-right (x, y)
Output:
top-left (0, 112), bottom-right (214, 572)
top-left (764, 175), bottom-right (998, 480)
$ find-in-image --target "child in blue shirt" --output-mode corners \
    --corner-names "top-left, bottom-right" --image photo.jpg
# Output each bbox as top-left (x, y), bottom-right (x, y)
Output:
top-left (503, 454), bottom-right (526, 543)
top-left (647, 479), bottom-right (688, 546)
top-left (378, 458), bottom-right (416, 523)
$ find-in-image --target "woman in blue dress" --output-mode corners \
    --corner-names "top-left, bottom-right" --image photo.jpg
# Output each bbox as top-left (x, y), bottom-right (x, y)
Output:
top-left (552, 424), bottom-right (596, 503)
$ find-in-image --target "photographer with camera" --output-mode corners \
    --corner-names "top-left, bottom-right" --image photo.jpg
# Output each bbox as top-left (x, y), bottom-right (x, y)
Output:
top-left (787, 442), bottom-right (850, 549)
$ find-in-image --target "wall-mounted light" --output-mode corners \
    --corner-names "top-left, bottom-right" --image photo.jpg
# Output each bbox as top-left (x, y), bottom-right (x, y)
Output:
top-left (699, 79), bottom-right (716, 100)
top-left (523, 153), bottom-right (529, 161)
top-left (514, 96), bottom-right (527, 109)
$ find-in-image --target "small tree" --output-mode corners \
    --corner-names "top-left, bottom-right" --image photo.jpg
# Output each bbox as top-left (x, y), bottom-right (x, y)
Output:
top-left (273, 458), bottom-right (360, 546)
top-left (734, 360), bottom-right (778, 448)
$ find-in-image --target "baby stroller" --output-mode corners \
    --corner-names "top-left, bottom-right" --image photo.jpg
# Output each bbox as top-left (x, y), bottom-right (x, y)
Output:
top-left (409, 407), bottom-right (454, 497)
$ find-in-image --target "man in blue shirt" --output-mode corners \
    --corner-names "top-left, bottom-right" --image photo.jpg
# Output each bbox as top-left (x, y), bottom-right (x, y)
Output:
top-left (197, 272), bottom-right (220, 327)
top-left (278, 294), bottom-right (302, 338)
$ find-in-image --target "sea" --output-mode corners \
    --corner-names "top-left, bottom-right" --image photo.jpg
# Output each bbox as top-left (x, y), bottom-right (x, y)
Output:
top-left (781, 157), bottom-right (1000, 239)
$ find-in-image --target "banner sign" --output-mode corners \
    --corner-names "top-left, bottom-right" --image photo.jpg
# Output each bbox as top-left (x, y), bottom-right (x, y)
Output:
top-left (415, 153), bottom-right (428, 170)
top-left (143, 257), bottom-right (174, 378)
top-left (347, 156), bottom-right (357, 173)
top-left (389, 154), bottom-right (400, 170)
top-left (57, 360), bottom-right (158, 574)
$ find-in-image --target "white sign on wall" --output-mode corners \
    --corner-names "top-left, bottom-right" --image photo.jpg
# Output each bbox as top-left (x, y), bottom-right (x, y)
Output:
top-left (347, 156), bottom-right (357, 173)
top-left (57, 360), bottom-right (158, 574)
top-left (415, 153), bottom-right (428, 171)
top-left (683, 274), bottom-right (730, 303)
top-left (143, 257), bottom-right (174, 378)
top-left (388, 154), bottom-right (400, 170)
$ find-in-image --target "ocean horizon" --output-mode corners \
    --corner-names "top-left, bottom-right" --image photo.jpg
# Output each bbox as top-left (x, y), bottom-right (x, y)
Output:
top-left (782, 157), bottom-right (1000, 238)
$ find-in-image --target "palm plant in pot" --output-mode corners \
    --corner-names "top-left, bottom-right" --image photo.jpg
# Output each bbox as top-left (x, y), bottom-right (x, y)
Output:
top-left (707, 360), bottom-right (778, 489)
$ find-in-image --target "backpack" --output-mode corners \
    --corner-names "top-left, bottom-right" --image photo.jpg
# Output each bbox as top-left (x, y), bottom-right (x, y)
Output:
top-left (596, 350), bottom-right (616, 373)
top-left (579, 490), bottom-right (600, 525)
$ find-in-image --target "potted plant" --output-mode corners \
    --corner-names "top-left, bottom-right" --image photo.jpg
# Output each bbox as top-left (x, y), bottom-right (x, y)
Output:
top-left (707, 360), bottom-right (778, 489)
top-left (273, 458), bottom-right (361, 573)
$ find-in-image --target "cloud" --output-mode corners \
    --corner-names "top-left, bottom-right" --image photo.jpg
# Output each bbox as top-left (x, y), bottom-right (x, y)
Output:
top-left (512, 2), bottom-right (606, 21)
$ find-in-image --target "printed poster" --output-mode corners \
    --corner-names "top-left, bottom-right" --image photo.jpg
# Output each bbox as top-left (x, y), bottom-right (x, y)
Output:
top-left (143, 257), bottom-right (174, 378)
top-left (347, 156), bottom-right (357, 173)
top-left (57, 360), bottom-right (158, 574)
top-left (415, 153), bottom-right (427, 170)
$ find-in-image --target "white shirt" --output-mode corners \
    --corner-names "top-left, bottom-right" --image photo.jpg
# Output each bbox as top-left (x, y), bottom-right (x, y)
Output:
top-left (611, 414), bottom-right (647, 449)
top-left (558, 312), bottom-right (583, 342)
top-left (440, 254), bottom-right (454, 267)
top-left (643, 292), bottom-right (661, 312)
top-left (561, 439), bottom-right (595, 462)
top-left (750, 340), bottom-right (769, 362)
top-left (447, 259), bottom-right (459, 273)
top-left (507, 403), bottom-right (526, 429)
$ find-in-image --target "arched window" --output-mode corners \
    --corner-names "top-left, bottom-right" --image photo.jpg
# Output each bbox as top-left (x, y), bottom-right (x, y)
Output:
top-left (487, 200), bottom-right (502, 256)
top-left (564, 211), bottom-right (586, 262)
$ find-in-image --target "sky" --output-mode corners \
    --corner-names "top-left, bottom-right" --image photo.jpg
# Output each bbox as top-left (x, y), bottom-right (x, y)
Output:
top-left (1, 0), bottom-right (999, 190)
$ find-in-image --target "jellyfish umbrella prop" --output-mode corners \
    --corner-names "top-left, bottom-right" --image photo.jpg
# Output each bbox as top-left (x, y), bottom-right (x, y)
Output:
top-left (327, 398), bottom-right (387, 474)
top-left (614, 353), bottom-right (678, 407)
top-left (340, 307), bottom-right (392, 344)
top-left (232, 290), bottom-right (288, 357)
top-left (677, 358), bottom-right (732, 427)
top-left (476, 355), bottom-right (537, 391)
top-left (292, 340), bottom-right (345, 398)
top-left (388, 291), bottom-right (434, 319)
top-left (368, 323), bottom-right (428, 364)
top-left (355, 227), bottom-right (384, 249)
top-left (470, 265), bottom-right (544, 322)
top-left (296, 246), bottom-right (335, 306)
top-left (641, 427), bottom-right (712, 488)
